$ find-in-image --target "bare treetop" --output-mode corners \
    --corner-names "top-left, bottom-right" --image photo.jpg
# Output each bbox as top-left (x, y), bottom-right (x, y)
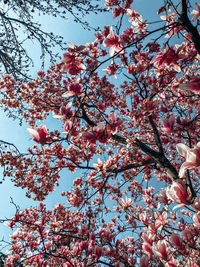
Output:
top-left (0, 0), bottom-right (106, 80)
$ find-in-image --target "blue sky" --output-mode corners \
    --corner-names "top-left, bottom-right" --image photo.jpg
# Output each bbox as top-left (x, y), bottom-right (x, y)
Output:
top-left (0, 0), bottom-right (171, 248)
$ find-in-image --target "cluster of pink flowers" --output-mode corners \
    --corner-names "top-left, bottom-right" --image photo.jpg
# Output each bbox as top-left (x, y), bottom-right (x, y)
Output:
top-left (0, 1), bottom-right (200, 266)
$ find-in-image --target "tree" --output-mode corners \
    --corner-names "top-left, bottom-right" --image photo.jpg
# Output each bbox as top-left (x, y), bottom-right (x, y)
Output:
top-left (0, 0), bottom-right (200, 266)
top-left (0, 0), bottom-right (105, 81)
top-left (0, 0), bottom-right (106, 121)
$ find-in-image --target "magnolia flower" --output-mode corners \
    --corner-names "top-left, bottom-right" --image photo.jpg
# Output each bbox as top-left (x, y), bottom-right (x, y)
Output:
top-left (63, 121), bottom-right (73, 134)
top-left (152, 240), bottom-right (168, 260)
top-left (120, 197), bottom-right (133, 210)
top-left (83, 132), bottom-right (96, 145)
top-left (102, 63), bottom-right (119, 78)
top-left (176, 142), bottom-right (200, 178)
top-left (191, 3), bottom-right (200, 21)
top-left (107, 112), bottom-right (121, 134)
top-left (27, 125), bottom-right (48, 144)
top-left (62, 52), bottom-right (86, 75)
top-left (93, 125), bottom-right (111, 143)
top-left (166, 180), bottom-right (191, 205)
top-left (140, 256), bottom-right (150, 267)
top-left (179, 76), bottom-right (200, 94)
top-left (53, 102), bottom-right (73, 120)
top-left (154, 47), bottom-right (181, 72)
top-left (162, 115), bottom-right (175, 132)
top-left (170, 233), bottom-right (183, 249)
top-left (103, 27), bottom-right (121, 57)
top-left (62, 82), bottom-right (83, 98)
top-left (193, 212), bottom-right (200, 226)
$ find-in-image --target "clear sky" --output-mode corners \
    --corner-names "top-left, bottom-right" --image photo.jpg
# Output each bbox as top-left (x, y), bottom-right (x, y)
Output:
top-left (0, 0), bottom-right (166, 248)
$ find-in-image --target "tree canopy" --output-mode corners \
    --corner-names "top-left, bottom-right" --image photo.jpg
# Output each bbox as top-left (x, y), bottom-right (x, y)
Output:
top-left (0, 0), bottom-right (105, 80)
top-left (0, 0), bottom-right (200, 266)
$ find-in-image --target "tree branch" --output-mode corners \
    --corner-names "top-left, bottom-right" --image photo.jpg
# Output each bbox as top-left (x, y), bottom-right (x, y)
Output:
top-left (178, 0), bottom-right (200, 55)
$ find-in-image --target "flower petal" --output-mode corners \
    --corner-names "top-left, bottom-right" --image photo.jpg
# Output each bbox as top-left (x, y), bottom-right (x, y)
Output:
top-left (179, 161), bottom-right (195, 178)
top-left (176, 143), bottom-right (190, 157)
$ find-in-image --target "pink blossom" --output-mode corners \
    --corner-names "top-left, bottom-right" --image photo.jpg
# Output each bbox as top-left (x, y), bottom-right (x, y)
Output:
top-left (120, 197), bottom-right (133, 210)
top-left (162, 115), bottom-right (175, 132)
top-left (154, 47), bottom-right (181, 72)
top-left (176, 142), bottom-right (200, 178)
top-left (152, 240), bottom-right (168, 260)
top-left (182, 228), bottom-right (194, 242)
top-left (191, 3), bottom-right (200, 21)
top-left (166, 180), bottom-right (191, 205)
top-left (193, 212), bottom-right (200, 226)
top-left (176, 117), bottom-right (191, 131)
top-left (157, 6), bottom-right (165, 15)
top-left (27, 125), bottom-right (48, 144)
top-left (93, 125), bottom-right (111, 143)
top-left (62, 82), bottom-right (83, 98)
top-left (170, 233), bottom-right (183, 249)
top-left (103, 27), bottom-right (121, 56)
top-left (102, 63), bottom-right (119, 78)
top-left (107, 112), bottom-right (121, 134)
top-left (179, 77), bottom-right (200, 94)
top-left (53, 102), bottom-right (73, 120)
top-left (62, 52), bottom-right (86, 75)
top-left (83, 132), bottom-right (96, 145)
top-left (126, 8), bottom-right (143, 27)
top-left (63, 121), bottom-right (78, 137)
top-left (140, 256), bottom-right (150, 267)
top-left (155, 211), bottom-right (168, 231)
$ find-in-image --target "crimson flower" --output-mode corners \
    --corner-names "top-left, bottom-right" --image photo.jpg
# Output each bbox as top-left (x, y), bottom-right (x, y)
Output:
top-left (93, 125), bottom-right (111, 143)
top-left (62, 82), bottom-right (83, 98)
top-left (53, 102), bottom-right (73, 120)
top-left (162, 115), bottom-right (175, 132)
top-left (27, 125), bottom-right (48, 144)
top-left (179, 76), bottom-right (200, 94)
top-left (103, 27), bottom-right (121, 57)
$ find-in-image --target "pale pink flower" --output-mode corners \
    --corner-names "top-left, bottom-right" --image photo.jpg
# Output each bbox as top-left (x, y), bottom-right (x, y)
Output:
top-left (93, 245), bottom-right (103, 258)
top-left (155, 211), bottom-right (168, 231)
top-left (142, 242), bottom-right (152, 255)
top-left (127, 8), bottom-right (143, 27)
top-left (191, 3), bottom-right (200, 21)
top-left (62, 52), bottom-right (86, 75)
top-left (103, 27), bottom-right (121, 57)
top-left (179, 76), bottom-right (200, 94)
top-left (193, 212), bottom-right (200, 226)
top-left (63, 121), bottom-right (73, 134)
top-left (154, 47), bottom-right (181, 72)
top-left (152, 240), bottom-right (168, 260)
top-left (120, 197), bottom-right (133, 210)
top-left (27, 125), bottom-right (48, 144)
top-left (166, 180), bottom-right (191, 205)
top-left (182, 228), bottom-right (194, 242)
top-left (176, 142), bottom-right (200, 178)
